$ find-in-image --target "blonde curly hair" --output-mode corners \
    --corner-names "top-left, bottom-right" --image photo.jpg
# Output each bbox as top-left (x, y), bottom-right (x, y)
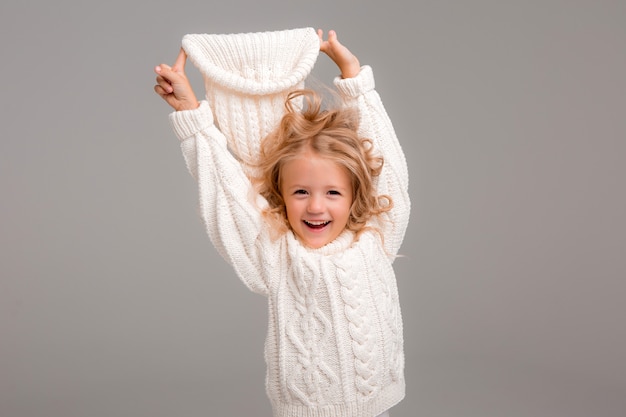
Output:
top-left (252, 89), bottom-right (392, 239)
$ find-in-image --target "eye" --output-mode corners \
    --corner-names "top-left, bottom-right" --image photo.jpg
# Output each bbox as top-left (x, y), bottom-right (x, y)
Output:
top-left (328, 190), bottom-right (341, 196)
top-left (294, 189), bottom-right (308, 195)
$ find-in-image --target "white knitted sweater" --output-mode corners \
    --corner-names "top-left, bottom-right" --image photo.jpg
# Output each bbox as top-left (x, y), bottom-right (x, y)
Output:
top-left (169, 28), bottom-right (410, 417)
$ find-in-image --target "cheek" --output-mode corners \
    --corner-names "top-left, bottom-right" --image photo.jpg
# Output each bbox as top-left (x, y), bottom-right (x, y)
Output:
top-left (283, 199), bottom-right (298, 221)
top-left (335, 200), bottom-right (353, 221)
top-left (345, 201), bottom-right (356, 224)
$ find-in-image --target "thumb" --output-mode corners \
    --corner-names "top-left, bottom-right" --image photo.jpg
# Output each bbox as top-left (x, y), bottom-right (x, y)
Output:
top-left (172, 48), bottom-right (187, 73)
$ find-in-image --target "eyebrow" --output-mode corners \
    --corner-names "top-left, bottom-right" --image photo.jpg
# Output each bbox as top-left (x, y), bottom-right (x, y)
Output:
top-left (284, 184), bottom-right (351, 192)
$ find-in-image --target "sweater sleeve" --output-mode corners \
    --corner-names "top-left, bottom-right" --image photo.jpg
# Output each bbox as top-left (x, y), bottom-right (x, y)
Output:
top-left (169, 101), bottom-right (272, 296)
top-left (334, 66), bottom-right (411, 260)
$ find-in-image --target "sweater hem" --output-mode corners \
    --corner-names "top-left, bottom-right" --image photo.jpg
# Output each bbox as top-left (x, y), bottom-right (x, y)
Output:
top-left (271, 378), bottom-right (405, 417)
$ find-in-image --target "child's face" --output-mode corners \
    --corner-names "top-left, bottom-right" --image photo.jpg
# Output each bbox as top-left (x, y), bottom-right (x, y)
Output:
top-left (280, 151), bottom-right (353, 249)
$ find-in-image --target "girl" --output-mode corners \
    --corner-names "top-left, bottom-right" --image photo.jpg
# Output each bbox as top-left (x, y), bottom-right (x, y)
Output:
top-left (154, 28), bottom-right (410, 417)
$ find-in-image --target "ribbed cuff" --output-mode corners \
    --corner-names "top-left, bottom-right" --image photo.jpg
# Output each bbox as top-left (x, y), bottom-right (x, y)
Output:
top-left (168, 100), bottom-right (214, 141)
top-left (334, 65), bottom-right (376, 98)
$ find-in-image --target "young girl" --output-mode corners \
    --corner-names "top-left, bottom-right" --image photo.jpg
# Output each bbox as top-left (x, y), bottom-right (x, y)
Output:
top-left (154, 28), bottom-right (410, 417)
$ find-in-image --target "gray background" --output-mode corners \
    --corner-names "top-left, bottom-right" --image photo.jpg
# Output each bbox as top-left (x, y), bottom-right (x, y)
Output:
top-left (1, 0), bottom-right (625, 416)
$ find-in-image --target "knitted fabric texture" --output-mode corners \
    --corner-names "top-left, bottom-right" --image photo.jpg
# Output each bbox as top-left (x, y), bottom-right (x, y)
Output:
top-left (182, 27), bottom-right (320, 173)
top-left (169, 28), bottom-right (409, 417)
top-left (169, 65), bottom-right (410, 417)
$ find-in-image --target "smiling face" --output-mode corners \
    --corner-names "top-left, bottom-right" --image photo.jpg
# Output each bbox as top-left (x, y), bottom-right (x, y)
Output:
top-left (280, 150), bottom-right (354, 249)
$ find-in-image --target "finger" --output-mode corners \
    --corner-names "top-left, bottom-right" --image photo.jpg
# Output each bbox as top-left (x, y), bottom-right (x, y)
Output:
top-left (155, 75), bottom-right (173, 93)
top-left (155, 63), bottom-right (180, 85)
top-left (318, 29), bottom-right (330, 53)
top-left (154, 84), bottom-right (170, 98)
top-left (327, 29), bottom-right (337, 43)
top-left (154, 63), bottom-right (171, 73)
top-left (173, 48), bottom-right (187, 73)
top-left (154, 63), bottom-right (172, 80)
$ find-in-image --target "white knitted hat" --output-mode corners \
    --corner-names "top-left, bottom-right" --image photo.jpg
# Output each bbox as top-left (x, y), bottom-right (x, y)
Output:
top-left (182, 27), bottom-right (320, 169)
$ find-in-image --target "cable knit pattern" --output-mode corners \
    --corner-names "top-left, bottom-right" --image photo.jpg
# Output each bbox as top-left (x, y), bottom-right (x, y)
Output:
top-left (182, 28), bottom-right (320, 174)
top-left (369, 245), bottom-right (404, 382)
top-left (335, 251), bottom-right (379, 397)
top-left (168, 28), bottom-right (409, 417)
top-left (284, 245), bottom-right (339, 405)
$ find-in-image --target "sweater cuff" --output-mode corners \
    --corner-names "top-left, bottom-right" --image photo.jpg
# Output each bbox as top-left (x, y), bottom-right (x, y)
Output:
top-left (168, 101), bottom-right (214, 141)
top-left (333, 65), bottom-right (375, 98)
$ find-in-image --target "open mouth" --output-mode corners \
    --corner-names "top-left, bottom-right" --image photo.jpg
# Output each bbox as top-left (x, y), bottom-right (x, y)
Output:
top-left (303, 220), bottom-right (331, 230)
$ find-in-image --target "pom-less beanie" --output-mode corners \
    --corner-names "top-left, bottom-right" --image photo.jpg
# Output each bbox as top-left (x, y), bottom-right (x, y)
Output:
top-left (182, 27), bottom-right (321, 171)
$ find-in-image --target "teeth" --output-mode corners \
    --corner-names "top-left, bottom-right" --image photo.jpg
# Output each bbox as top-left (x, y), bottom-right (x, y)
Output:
top-left (305, 220), bottom-right (330, 226)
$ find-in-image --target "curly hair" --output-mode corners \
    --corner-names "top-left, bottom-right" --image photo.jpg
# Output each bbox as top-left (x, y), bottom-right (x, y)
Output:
top-left (252, 89), bottom-right (392, 239)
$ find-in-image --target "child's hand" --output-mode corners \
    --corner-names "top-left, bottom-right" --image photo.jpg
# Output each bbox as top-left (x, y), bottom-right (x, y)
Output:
top-left (318, 29), bottom-right (361, 78)
top-left (154, 48), bottom-right (200, 111)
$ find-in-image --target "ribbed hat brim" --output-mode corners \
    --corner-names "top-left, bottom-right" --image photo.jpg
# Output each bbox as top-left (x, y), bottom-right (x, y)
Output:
top-left (182, 27), bottom-right (320, 95)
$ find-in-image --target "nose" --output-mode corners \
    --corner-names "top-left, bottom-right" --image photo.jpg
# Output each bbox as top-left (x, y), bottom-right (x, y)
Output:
top-left (307, 195), bottom-right (324, 213)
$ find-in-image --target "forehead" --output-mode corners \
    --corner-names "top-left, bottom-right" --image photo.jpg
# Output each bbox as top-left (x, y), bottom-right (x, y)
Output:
top-left (280, 152), bottom-right (352, 187)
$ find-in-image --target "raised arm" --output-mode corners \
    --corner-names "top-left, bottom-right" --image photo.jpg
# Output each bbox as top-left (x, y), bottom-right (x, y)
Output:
top-left (319, 30), bottom-right (411, 259)
top-left (154, 52), bottom-right (272, 295)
